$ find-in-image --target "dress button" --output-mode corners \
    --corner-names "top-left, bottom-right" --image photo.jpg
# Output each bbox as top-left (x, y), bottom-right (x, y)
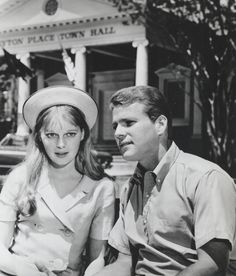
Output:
top-left (52, 258), bottom-right (65, 270)
top-left (36, 224), bottom-right (44, 232)
top-left (143, 219), bottom-right (147, 224)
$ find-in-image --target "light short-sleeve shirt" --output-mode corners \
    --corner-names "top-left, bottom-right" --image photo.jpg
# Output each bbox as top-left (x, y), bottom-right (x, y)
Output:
top-left (109, 142), bottom-right (236, 275)
top-left (0, 164), bottom-right (115, 274)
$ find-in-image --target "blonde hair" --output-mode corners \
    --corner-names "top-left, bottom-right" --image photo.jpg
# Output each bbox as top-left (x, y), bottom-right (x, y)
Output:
top-left (17, 105), bottom-right (105, 216)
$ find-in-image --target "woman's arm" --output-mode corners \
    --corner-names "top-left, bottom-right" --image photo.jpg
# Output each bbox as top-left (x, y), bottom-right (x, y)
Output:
top-left (83, 238), bottom-right (106, 276)
top-left (88, 238), bottom-right (107, 262)
top-left (93, 251), bottom-right (132, 276)
top-left (0, 220), bottom-right (49, 276)
top-left (0, 166), bottom-right (55, 275)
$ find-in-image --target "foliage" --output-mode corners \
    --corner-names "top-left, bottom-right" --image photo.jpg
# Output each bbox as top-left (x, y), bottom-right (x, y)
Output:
top-left (112, 0), bottom-right (236, 175)
top-left (0, 57), bottom-right (17, 131)
top-left (0, 50), bottom-right (34, 132)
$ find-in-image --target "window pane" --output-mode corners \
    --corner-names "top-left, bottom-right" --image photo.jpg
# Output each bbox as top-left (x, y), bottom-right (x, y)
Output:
top-left (164, 80), bottom-right (185, 119)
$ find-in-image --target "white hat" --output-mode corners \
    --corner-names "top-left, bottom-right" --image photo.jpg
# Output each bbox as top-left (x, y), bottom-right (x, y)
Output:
top-left (23, 85), bottom-right (98, 130)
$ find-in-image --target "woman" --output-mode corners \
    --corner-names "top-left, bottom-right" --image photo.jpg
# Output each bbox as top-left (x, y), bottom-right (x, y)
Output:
top-left (0, 86), bottom-right (115, 276)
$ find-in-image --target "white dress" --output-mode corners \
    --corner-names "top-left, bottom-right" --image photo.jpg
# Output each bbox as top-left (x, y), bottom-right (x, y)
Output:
top-left (0, 164), bottom-right (115, 275)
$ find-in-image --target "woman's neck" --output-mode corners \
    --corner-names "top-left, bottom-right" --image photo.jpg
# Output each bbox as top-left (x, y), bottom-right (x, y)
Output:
top-left (48, 161), bottom-right (78, 177)
top-left (48, 165), bottom-right (83, 198)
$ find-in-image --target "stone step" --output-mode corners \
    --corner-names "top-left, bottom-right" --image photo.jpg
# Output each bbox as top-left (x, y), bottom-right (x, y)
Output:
top-left (105, 155), bottom-right (137, 198)
top-left (106, 155), bottom-right (137, 176)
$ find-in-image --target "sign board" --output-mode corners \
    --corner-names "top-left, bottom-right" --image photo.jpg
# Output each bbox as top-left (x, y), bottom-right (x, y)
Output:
top-left (0, 19), bottom-right (145, 53)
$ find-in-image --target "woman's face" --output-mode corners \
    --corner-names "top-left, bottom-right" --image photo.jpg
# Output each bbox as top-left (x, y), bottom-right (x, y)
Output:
top-left (40, 115), bottom-right (84, 169)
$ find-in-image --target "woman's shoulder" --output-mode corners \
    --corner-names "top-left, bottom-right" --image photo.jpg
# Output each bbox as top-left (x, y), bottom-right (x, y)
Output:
top-left (91, 176), bottom-right (116, 206)
top-left (85, 175), bottom-right (115, 195)
top-left (1, 163), bottom-right (27, 198)
top-left (4, 163), bottom-right (27, 187)
top-left (8, 163), bottom-right (27, 178)
top-left (97, 176), bottom-right (115, 189)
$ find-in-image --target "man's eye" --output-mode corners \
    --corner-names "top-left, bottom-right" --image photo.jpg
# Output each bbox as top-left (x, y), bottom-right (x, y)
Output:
top-left (125, 121), bottom-right (135, 127)
top-left (112, 123), bottom-right (117, 130)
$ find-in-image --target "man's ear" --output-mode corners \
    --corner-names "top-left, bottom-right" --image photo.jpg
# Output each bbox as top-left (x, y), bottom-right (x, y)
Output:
top-left (155, 115), bottom-right (168, 135)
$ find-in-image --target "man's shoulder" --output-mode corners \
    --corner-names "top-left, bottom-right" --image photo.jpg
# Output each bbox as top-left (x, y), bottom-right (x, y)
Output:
top-left (177, 151), bottom-right (232, 179)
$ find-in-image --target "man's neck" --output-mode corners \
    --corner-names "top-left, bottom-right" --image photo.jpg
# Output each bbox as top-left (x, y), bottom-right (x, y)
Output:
top-left (140, 141), bottom-right (169, 171)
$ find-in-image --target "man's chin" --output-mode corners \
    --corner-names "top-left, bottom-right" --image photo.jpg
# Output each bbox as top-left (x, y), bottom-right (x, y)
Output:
top-left (121, 151), bottom-right (137, 161)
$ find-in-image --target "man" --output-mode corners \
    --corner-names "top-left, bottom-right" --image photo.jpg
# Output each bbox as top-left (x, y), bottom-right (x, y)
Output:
top-left (96, 85), bottom-right (236, 276)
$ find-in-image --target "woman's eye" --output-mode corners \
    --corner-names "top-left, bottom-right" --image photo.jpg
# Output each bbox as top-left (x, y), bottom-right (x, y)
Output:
top-left (45, 133), bottom-right (57, 139)
top-left (65, 132), bottom-right (77, 137)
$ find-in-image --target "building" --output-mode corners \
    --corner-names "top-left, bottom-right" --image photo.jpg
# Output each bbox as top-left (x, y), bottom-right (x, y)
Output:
top-left (0, 0), bottom-right (202, 182)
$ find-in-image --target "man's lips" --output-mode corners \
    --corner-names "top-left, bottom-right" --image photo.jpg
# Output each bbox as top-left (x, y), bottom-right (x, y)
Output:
top-left (119, 141), bottom-right (133, 149)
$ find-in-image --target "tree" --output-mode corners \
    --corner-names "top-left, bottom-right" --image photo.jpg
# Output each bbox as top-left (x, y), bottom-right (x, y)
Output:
top-left (0, 58), bottom-right (18, 133)
top-left (112, 0), bottom-right (236, 176)
top-left (0, 50), bottom-right (34, 133)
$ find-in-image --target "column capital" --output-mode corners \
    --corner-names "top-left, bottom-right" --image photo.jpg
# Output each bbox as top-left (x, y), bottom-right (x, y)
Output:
top-left (16, 52), bottom-right (30, 60)
top-left (71, 46), bottom-right (86, 54)
top-left (132, 39), bottom-right (149, 48)
top-left (36, 69), bottom-right (44, 76)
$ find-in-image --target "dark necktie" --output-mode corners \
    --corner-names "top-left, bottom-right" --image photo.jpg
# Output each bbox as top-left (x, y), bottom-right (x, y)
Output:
top-left (129, 165), bottom-right (156, 221)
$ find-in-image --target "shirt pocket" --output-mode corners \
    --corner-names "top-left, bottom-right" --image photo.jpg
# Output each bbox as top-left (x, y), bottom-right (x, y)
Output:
top-left (147, 214), bottom-right (193, 249)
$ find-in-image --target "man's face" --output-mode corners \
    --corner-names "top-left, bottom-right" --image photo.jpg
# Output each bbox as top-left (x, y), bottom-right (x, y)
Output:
top-left (112, 102), bottom-right (160, 168)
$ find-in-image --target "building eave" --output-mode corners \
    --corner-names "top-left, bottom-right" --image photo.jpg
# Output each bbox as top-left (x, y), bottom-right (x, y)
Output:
top-left (0, 12), bottom-right (129, 34)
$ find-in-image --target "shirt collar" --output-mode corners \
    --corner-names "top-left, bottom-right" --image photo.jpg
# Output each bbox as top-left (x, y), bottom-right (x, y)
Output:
top-left (130, 142), bottom-right (180, 188)
top-left (152, 141), bottom-right (180, 190)
top-left (130, 163), bottom-right (147, 187)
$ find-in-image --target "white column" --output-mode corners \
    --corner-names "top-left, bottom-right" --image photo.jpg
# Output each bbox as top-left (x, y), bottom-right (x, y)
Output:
top-left (71, 46), bottom-right (86, 91)
top-left (37, 70), bottom-right (45, 90)
top-left (16, 53), bottom-right (30, 136)
top-left (132, 40), bottom-right (149, 86)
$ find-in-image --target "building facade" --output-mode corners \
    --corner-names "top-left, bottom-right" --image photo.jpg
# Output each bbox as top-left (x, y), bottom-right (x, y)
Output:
top-left (0, 0), bottom-right (202, 178)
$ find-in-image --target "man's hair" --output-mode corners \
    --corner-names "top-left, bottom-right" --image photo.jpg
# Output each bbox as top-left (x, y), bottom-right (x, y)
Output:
top-left (110, 85), bottom-right (172, 136)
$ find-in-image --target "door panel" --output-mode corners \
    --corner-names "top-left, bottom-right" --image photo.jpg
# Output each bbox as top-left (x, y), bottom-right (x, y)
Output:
top-left (89, 69), bottom-right (135, 153)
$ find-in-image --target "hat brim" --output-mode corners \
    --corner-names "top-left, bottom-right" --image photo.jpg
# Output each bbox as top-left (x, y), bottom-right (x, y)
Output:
top-left (23, 86), bottom-right (98, 130)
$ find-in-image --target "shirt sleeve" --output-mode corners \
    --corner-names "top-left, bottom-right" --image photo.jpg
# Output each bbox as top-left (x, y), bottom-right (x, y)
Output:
top-left (193, 170), bottom-right (236, 249)
top-left (108, 183), bottom-right (131, 255)
top-left (0, 165), bottom-right (25, 221)
top-left (89, 178), bottom-right (116, 240)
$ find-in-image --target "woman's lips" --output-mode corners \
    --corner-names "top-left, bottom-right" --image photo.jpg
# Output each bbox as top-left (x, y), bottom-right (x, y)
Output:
top-left (55, 152), bottom-right (68, 158)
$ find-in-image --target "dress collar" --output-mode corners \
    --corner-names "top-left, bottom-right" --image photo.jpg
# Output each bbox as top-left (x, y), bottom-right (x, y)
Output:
top-left (37, 166), bottom-right (96, 232)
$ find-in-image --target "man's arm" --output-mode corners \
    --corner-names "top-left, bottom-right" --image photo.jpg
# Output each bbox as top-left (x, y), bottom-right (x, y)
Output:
top-left (177, 239), bottom-right (230, 276)
top-left (94, 252), bottom-right (132, 276)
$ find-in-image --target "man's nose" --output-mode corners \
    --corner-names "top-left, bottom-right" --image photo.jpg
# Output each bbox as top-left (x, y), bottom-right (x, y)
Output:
top-left (56, 136), bottom-right (66, 148)
top-left (114, 124), bottom-right (126, 139)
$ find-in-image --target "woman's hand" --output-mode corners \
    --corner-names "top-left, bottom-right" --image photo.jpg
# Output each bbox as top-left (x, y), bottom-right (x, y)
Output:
top-left (14, 255), bottom-right (55, 276)
top-left (56, 267), bottom-right (79, 276)
top-left (15, 261), bottom-right (48, 276)
top-left (35, 261), bottom-right (58, 276)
